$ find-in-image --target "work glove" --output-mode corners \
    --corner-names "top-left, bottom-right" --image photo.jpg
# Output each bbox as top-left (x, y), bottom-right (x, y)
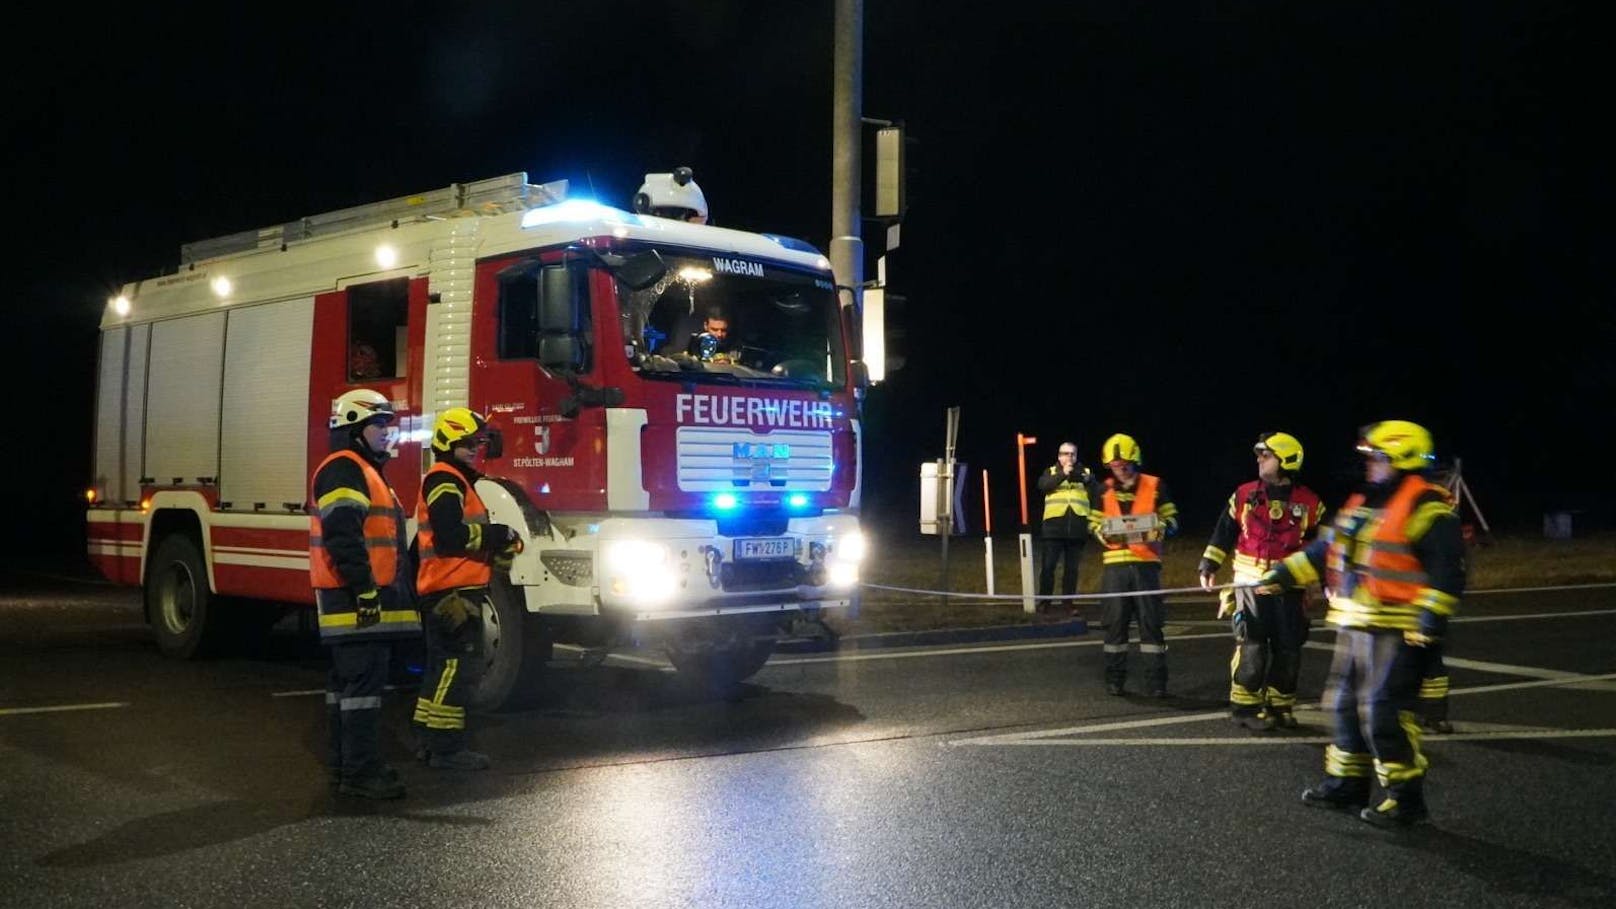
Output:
top-left (484, 523), bottom-right (519, 553)
top-left (355, 587), bottom-right (382, 628)
top-left (487, 524), bottom-right (524, 571)
top-left (433, 592), bottom-right (473, 632)
top-left (1215, 587), bottom-right (1235, 619)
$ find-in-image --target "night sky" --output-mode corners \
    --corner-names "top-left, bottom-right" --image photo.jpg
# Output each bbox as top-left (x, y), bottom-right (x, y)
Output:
top-left (10, 1), bottom-right (1610, 558)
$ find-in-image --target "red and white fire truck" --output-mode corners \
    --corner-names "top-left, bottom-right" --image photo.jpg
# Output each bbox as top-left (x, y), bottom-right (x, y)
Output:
top-left (86, 170), bottom-right (869, 707)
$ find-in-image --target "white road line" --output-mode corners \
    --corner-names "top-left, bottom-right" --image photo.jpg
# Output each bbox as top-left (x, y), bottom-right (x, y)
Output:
top-left (767, 631), bottom-right (1232, 666)
top-left (967, 729), bottom-right (1616, 747)
top-left (1301, 641), bottom-right (1616, 691)
top-left (270, 684), bottom-right (413, 698)
top-left (0, 702), bottom-right (129, 717)
top-left (953, 672), bottom-right (1616, 747)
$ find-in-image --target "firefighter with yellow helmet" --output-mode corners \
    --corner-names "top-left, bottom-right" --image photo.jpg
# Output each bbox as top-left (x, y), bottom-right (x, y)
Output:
top-left (309, 388), bottom-right (420, 799)
top-left (1259, 420), bottom-right (1466, 828)
top-left (1198, 431), bottom-right (1326, 730)
top-left (1088, 433), bottom-right (1179, 697)
top-left (410, 407), bottom-right (523, 771)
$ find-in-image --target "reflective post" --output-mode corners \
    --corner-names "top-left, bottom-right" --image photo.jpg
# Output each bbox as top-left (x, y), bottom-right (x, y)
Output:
top-left (982, 468), bottom-right (995, 597)
top-left (1016, 433), bottom-right (1037, 614)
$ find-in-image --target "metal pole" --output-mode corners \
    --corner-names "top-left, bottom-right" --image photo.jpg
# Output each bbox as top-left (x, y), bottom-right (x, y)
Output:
top-left (831, 0), bottom-right (864, 314)
top-left (982, 468), bottom-right (995, 596)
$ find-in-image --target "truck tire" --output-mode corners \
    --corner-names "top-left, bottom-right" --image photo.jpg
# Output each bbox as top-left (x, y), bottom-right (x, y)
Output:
top-left (469, 574), bottom-right (552, 712)
top-left (666, 632), bottom-right (776, 695)
top-left (145, 533), bottom-right (225, 659)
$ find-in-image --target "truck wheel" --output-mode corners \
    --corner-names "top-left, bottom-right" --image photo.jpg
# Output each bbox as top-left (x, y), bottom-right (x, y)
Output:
top-left (469, 575), bottom-right (552, 712)
top-left (666, 633), bottom-right (776, 694)
top-left (145, 533), bottom-right (223, 659)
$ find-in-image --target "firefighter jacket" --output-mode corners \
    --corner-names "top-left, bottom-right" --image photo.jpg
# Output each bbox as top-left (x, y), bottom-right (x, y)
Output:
top-left (1089, 474), bottom-right (1179, 565)
top-left (415, 459), bottom-right (495, 595)
top-left (1036, 464), bottom-right (1095, 538)
top-left (1198, 480), bottom-right (1326, 582)
top-left (1269, 474), bottom-right (1465, 638)
top-left (309, 446), bottom-right (420, 642)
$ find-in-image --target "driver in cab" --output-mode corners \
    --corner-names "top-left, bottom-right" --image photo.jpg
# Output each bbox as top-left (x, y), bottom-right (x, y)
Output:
top-left (685, 305), bottom-right (737, 365)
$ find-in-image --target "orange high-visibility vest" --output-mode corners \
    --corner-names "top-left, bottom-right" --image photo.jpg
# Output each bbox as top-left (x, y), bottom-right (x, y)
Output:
top-left (1101, 473), bottom-right (1162, 563)
top-left (415, 461), bottom-right (492, 595)
top-left (309, 450), bottom-right (400, 588)
top-left (1327, 475), bottom-right (1444, 606)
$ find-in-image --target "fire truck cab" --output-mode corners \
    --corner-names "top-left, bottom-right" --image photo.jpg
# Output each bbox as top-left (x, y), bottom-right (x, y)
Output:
top-left (88, 171), bottom-right (868, 707)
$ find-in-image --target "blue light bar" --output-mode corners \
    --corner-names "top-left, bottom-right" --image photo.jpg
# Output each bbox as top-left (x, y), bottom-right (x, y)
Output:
top-left (762, 233), bottom-right (823, 254)
top-left (787, 493), bottom-right (809, 509)
top-left (520, 199), bottom-right (626, 228)
top-left (713, 493), bottom-right (739, 511)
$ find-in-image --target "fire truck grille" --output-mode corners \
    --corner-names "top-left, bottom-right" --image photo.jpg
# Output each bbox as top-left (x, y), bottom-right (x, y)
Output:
top-left (539, 550), bottom-right (593, 587)
top-left (675, 427), bottom-right (834, 491)
top-left (721, 559), bottom-right (807, 592)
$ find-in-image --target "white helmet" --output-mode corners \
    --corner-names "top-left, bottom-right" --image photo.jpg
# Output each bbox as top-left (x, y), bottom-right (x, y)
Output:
top-left (330, 388), bottom-right (395, 430)
top-left (633, 166), bottom-right (709, 224)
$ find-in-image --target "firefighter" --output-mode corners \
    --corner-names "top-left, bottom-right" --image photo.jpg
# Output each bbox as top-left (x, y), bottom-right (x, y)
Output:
top-left (1089, 434), bottom-right (1179, 697)
top-left (1259, 420), bottom-right (1466, 828)
top-left (309, 388), bottom-right (420, 800)
top-left (1035, 442), bottom-right (1095, 619)
top-left (1198, 432), bottom-right (1326, 731)
top-left (411, 407), bottom-right (523, 771)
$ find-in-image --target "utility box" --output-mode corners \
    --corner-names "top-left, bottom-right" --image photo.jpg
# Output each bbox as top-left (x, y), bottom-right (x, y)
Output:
top-left (920, 459), bottom-right (966, 535)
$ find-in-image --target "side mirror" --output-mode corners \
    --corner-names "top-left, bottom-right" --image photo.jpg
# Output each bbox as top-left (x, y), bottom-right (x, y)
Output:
top-left (537, 264), bottom-right (582, 334)
top-left (539, 335), bottom-right (584, 373)
top-left (850, 361), bottom-right (871, 389)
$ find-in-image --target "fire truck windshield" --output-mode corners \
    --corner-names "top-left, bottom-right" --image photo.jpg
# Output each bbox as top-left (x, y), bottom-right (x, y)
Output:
top-left (619, 252), bottom-right (846, 388)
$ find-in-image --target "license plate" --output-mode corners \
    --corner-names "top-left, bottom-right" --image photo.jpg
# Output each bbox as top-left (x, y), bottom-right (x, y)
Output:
top-left (735, 538), bottom-right (796, 561)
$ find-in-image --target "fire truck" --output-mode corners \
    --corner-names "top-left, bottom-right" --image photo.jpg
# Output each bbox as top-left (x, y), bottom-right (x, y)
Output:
top-left (86, 170), bottom-right (870, 707)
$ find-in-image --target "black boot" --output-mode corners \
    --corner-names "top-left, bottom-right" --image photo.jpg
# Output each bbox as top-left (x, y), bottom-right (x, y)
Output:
top-left (1359, 781), bottom-right (1429, 828)
top-left (1301, 776), bottom-right (1370, 810)
top-left (1232, 707), bottom-right (1275, 731)
top-left (1268, 707), bottom-right (1299, 730)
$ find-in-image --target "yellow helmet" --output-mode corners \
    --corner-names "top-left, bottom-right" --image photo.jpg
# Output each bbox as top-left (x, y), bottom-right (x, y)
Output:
top-left (330, 389), bottom-right (395, 430)
top-left (1101, 433), bottom-right (1141, 465)
top-left (1254, 431), bottom-right (1304, 472)
top-left (1357, 420), bottom-right (1434, 471)
top-left (431, 407), bottom-right (489, 453)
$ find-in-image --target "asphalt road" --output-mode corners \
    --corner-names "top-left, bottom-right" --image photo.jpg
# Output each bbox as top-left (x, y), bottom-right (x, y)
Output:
top-left (2, 565), bottom-right (1614, 908)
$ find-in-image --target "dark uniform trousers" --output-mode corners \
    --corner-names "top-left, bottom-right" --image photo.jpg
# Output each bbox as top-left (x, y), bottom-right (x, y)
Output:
top-left (412, 587), bottom-right (490, 754)
top-left (1101, 562), bottom-right (1167, 691)
top-left (325, 640), bottom-right (393, 780)
top-left (1229, 586), bottom-right (1309, 713)
top-left (1322, 628), bottom-right (1429, 797)
top-left (1418, 642), bottom-right (1450, 724)
top-left (1037, 537), bottom-right (1083, 610)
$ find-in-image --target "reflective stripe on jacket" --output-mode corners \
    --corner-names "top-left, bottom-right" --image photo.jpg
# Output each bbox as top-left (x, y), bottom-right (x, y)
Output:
top-left (310, 450), bottom-right (400, 588)
top-left (1322, 475), bottom-right (1453, 630)
top-left (1041, 468), bottom-right (1092, 526)
top-left (1099, 473), bottom-right (1162, 564)
top-left (309, 450), bottom-right (418, 642)
top-left (415, 461), bottom-right (493, 595)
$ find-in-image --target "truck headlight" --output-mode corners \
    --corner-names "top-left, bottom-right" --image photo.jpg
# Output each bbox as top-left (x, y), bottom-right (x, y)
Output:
top-left (832, 530), bottom-right (867, 564)
top-left (602, 539), bottom-right (677, 604)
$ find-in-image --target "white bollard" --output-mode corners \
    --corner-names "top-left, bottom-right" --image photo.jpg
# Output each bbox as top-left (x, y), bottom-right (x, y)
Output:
top-left (1018, 532), bottom-right (1036, 614)
top-left (984, 535), bottom-right (996, 597)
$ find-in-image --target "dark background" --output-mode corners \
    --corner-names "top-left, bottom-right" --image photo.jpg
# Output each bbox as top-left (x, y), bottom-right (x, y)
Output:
top-left (9, 1), bottom-right (1611, 560)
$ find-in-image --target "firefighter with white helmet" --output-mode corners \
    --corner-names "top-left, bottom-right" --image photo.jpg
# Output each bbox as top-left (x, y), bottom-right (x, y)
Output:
top-left (1088, 433), bottom-right (1180, 697)
top-left (309, 388), bottom-right (420, 799)
top-left (1260, 420), bottom-right (1466, 828)
top-left (1198, 431), bottom-right (1326, 731)
top-left (410, 406), bottom-right (522, 771)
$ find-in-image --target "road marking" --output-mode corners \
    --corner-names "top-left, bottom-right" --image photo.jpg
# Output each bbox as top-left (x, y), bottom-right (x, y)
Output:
top-left (270, 684), bottom-right (413, 698)
top-left (1301, 641), bottom-right (1616, 691)
top-left (766, 630), bottom-right (1232, 666)
top-left (952, 672), bottom-right (1616, 747)
top-left (0, 702), bottom-right (128, 717)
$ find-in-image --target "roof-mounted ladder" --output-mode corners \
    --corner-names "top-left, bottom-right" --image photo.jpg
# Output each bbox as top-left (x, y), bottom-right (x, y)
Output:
top-left (178, 173), bottom-right (569, 266)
